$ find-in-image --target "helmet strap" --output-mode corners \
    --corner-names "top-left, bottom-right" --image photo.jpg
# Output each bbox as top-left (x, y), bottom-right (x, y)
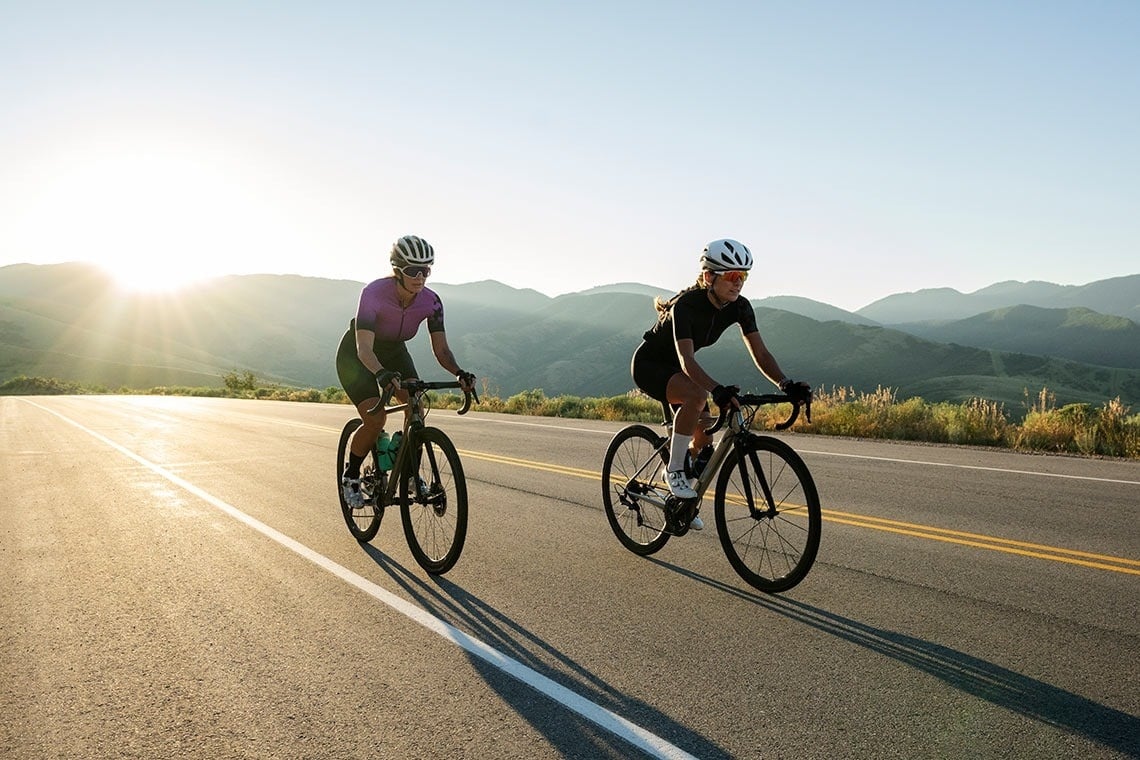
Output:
top-left (394, 271), bottom-right (417, 302)
top-left (704, 271), bottom-right (728, 309)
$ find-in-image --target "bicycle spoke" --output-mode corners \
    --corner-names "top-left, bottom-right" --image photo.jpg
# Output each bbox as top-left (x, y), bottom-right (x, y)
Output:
top-left (400, 427), bottom-right (467, 574)
top-left (602, 425), bottom-right (672, 556)
top-left (715, 436), bottom-right (821, 593)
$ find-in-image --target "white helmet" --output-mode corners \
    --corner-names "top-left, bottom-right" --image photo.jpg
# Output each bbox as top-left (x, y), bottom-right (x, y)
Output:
top-left (700, 239), bottom-right (753, 272)
top-left (390, 235), bottom-right (435, 268)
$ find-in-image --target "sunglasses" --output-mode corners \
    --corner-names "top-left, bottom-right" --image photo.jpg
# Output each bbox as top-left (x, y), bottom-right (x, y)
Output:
top-left (718, 270), bottom-right (748, 284)
top-left (398, 265), bottom-right (431, 278)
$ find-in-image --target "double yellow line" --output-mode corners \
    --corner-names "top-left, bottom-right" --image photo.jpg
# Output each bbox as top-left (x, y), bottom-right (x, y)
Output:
top-left (460, 449), bottom-right (1140, 577)
top-left (825, 509), bottom-right (1140, 575)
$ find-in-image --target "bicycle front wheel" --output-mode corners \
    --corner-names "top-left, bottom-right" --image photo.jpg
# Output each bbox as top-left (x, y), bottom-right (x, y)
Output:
top-left (399, 426), bottom-right (467, 574)
top-left (714, 436), bottom-right (821, 593)
top-left (601, 425), bottom-right (671, 556)
top-left (337, 418), bottom-right (384, 542)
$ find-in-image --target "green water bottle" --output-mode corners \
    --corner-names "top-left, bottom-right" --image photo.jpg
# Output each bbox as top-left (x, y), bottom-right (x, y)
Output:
top-left (375, 430), bottom-right (393, 470)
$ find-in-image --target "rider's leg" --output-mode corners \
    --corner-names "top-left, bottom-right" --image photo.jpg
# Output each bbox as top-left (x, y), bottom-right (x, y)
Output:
top-left (691, 406), bottom-right (714, 454)
top-left (663, 373), bottom-right (705, 499)
top-left (347, 399), bottom-right (386, 478)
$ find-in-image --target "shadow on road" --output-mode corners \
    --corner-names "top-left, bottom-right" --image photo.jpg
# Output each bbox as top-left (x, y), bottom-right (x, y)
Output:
top-left (648, 557), bottom-right (1140, 757)
top-left (359, 543), bottom-right (730, 759)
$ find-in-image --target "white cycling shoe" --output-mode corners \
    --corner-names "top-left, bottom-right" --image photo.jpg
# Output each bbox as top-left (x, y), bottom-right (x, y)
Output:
top-left (341, 476), bottom-right (364, 508)
top-left (665, 469), bottom-right (697, 499)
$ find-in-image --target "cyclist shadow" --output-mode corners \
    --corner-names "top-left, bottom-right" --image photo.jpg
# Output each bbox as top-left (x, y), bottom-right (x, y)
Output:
top-left (360, 544), bottom-right (734, 759)
top-left (648, 558), bottom-right (1140, 756)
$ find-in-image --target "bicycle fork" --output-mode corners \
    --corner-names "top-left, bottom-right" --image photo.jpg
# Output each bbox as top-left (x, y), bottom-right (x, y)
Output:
top-left (734, 437), bottom-right (779, 519)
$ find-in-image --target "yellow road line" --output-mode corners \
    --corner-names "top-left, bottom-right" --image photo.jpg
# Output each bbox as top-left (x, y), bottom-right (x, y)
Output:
top-left (458, 449), bottom-right (599, 479)
top-left (822, 510), bottom-right (1140, 575)
top-left (459, 449), bottom-right (1140, 576)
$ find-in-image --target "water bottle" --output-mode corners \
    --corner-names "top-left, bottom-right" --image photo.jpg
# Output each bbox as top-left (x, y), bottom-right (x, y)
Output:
top-left (389, 431), bottom-right (402, 459)
top-left (375, 430), bottom-right (393, 470)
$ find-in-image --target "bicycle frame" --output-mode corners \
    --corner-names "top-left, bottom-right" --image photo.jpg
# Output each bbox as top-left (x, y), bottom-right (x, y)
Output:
top-left (370, 380), bottom-right (467, 506)
top-left (630, 394), bottom-right (805, 515)
top-left (602, 390), bottom-right (819, 592)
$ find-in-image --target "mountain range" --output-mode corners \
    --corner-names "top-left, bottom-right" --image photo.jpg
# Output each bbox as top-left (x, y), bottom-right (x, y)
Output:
top-left (1, 262), bottom-right (1138, 410)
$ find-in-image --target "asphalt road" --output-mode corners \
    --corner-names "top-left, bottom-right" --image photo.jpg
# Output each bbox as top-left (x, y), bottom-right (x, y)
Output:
top-left (3, 395), bottom-right (1138, 759)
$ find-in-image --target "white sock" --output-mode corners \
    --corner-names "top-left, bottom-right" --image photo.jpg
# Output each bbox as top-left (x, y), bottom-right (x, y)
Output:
top-left (669, 433), bottom-right (693, 472)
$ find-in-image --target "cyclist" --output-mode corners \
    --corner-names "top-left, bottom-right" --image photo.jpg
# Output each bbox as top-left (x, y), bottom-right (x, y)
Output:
top-left (630, 238), bottom-right (810, 527)
top-left (336, 235), bottom-right (477, 507)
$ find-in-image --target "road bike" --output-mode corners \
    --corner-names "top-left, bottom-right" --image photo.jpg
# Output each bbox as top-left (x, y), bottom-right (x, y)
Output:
top-left (336, 379), bottom-right (477, 574)
top-left (601, 391), bottom-right (820, 593)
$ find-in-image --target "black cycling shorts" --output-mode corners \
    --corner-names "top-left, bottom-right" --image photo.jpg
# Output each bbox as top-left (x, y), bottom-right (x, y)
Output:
top-left (336, 326), bottom-right (420, 407)
top-left (630, 341), bottom-right (681, 404)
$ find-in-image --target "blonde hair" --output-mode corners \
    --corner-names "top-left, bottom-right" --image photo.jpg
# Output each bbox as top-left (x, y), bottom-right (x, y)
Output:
top-left (653, 274), bottom-right (707, 316)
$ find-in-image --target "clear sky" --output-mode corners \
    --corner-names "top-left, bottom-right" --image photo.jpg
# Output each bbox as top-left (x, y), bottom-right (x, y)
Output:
top-left (1, 1), bottom-right (1137, 311)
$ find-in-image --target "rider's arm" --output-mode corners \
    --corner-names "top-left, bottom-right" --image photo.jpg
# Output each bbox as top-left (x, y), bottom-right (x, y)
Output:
top-left (742, 330), bottom-right (790, 389)
top-left (429, 330), bottom-right (463, 377)
top-left (354, 327), bottom-right (384, 375)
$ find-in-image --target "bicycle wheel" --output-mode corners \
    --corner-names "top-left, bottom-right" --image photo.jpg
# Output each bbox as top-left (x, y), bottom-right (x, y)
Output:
top-left (714, 435), bottom-right (821, 593)
top-left (399, 426), bottom-right (467, 574)
top-left (601, 425), bottom-right (671, 555)
top-left (337, 418), bottom-right (385, 542)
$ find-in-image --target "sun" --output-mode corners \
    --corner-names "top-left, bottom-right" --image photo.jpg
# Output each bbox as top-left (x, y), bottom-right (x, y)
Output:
top-left (18, 132), bottom-right (281, 293)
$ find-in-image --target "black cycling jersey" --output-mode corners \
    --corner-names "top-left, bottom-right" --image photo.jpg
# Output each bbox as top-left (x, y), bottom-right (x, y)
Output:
top-left (639, 287), bottom-right (759, 361)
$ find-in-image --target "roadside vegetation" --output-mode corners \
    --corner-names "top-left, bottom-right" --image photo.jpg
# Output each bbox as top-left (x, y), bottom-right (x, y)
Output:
top-left (3, 373), bottom-right (1137, 459)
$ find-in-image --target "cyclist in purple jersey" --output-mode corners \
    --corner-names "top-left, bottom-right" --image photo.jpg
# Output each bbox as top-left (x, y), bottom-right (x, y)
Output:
top-left (336, 235), bottom-right (477, 507)
top-left (631, 239), bottom-right (810, 521)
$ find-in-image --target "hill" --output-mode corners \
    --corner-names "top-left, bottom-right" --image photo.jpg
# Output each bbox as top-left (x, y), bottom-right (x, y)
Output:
top-left (857, 275), bottom-right (1140, 323)
top-left (1, 263), bottom-right (1138, 409)
top-left (892, 305), bottom-right (1140, 370)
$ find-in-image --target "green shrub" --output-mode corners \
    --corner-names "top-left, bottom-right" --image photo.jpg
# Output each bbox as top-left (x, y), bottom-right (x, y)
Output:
top-left (6, 375), bottom-right (1136, 459)
top-left (0, 375), bottom-right (85, 395)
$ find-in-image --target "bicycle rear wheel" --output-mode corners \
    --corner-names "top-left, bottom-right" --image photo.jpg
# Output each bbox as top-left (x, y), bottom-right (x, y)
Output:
top-left (399, 426), bottom-right (467, 574)
top-left (601, 425), bottom-right (671, 555)
top-left (337, 418), bottom-right (385, 542)
top-left (714, 436), bottom-right (821, 593)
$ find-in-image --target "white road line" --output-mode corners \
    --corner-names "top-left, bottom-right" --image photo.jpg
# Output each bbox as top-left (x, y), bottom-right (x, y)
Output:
top-left (25, 399), bottom-right (698, 760)
top-left (454, 413), bottom-right (1140, 485)
top-left (797, 449), bottom-right (1140, 485)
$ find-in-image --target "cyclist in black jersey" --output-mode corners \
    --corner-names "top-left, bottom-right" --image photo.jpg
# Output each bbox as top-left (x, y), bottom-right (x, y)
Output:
top-left (631, 239), bottom-right (810, 526)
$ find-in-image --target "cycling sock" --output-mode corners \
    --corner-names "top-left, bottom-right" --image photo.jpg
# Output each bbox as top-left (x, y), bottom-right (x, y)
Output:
top-left (345, 451), bottom-right (364, 479)
top-left (669, 433), bottom-right (693, 472)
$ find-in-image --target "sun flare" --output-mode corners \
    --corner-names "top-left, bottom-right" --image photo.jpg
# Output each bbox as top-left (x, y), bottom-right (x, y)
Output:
top-left (17, 133), bottom-right (286, 293)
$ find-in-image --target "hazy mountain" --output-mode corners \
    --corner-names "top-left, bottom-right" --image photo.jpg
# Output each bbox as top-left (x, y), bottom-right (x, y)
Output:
top-left (2, 262), bottom-right (1138, 409)
top-left (893, 306), bottom-right (1140, 370)
top-left (857, 275), bottom-right (1140, 323)
top-left (574, 282), bottom-right (673, 299)
top-left (754, 295), bottom-right (878, 326)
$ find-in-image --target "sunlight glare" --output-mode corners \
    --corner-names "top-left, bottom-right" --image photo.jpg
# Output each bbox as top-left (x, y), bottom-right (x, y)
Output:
top-left (22, 135), bottom-right (283, 292)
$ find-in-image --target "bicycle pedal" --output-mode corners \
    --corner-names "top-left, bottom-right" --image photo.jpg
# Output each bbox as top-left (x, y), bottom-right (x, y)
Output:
top-left (663, 496), bottom-right (698, 536)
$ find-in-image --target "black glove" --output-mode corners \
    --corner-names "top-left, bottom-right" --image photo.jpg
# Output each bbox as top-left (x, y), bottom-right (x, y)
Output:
top-left (375, 369), bottom-right (401, 391)
top-left (779, 379), bottom-right (812, 402)
top-left (456, 370), bottom-right (476, 387)
top-left (711, 384), bottom-right (740, 411)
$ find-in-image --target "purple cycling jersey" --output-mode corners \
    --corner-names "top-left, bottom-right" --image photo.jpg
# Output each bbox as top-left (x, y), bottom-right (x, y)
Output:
top-left (355, 277), bottom-right (445, 342)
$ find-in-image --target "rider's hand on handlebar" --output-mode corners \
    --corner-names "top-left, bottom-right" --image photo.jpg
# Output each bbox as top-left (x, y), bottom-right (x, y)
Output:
top-left (712, 384), bottom-right (741, 411)
top-left (456, 370), bottom-right (476, 393)
top-left (375, 369), bottom-right (402, 394)
top-left (778, 379), bottom-right (812, 403)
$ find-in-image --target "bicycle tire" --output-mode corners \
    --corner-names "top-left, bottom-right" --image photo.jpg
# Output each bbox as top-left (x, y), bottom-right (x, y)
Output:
top-left (714, 435), bottom-right (821, 593)
top-left (337, 418), bottom-right (385, 542)
top-left (601, 424), bottom-right (672, 556)
top-left (399, 426), bottom-right (467, 574)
